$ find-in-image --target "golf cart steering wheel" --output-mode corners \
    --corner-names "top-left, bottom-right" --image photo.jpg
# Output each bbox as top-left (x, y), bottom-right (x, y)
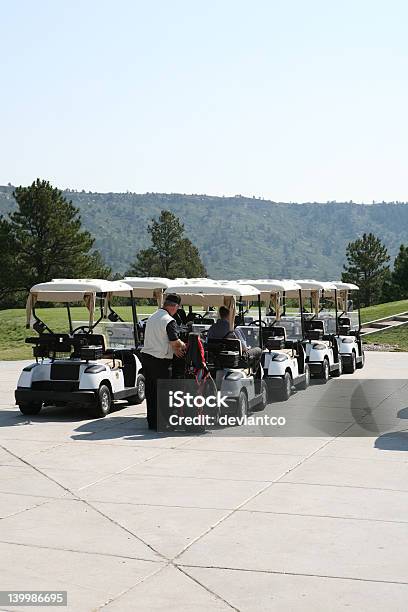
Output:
top-left (194, 313), bottom-right (204, 321)
top-left (252, 319), bottom-right (267, 327)
top-left (72, 325), bottom-right (91, 335)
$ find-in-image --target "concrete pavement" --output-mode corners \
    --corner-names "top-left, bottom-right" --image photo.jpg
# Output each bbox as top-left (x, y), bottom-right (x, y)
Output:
top-left (0, 353), bottom-right (408, 611)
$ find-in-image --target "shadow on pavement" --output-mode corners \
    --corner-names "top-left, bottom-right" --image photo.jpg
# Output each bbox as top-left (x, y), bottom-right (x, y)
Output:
top-left (375, 430), bottom-right (408, 451)
top-left (71, 416), bottom-right (193, 442)
top-left (0, 401), bottom-right (134, 426)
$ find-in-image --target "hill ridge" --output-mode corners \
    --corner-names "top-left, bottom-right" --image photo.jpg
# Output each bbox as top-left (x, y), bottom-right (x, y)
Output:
top-left (1, 185), bottom-right (407, 278)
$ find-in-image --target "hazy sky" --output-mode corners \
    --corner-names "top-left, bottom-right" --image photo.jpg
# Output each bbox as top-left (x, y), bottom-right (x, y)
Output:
top-left (1, 0), bottom-right (407, 202)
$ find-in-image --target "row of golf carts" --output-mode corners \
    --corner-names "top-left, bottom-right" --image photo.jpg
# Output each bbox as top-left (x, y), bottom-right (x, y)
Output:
top-left (15, 277), bottom-right (364, 426)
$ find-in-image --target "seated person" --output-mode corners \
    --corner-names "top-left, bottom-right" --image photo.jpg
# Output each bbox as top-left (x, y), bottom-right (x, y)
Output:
top-left (174, 307), bottom-right (188, 325)
top-left (207, 306), bottom-right (262, 369)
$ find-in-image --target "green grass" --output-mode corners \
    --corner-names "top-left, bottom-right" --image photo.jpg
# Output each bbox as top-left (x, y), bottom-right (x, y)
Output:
top-left (0, 305), bottom-right (157, 361)
top-left (360, 300), bottom-right (408, 323)
top-left (362, 326), bottom-right (408, 351)
top-left (359, 300), bottom-right (408, 351)
top-left (3, 298), bottom-right (408, 360)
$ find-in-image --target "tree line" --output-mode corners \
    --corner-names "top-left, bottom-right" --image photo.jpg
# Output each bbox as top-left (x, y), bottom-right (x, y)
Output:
top-left (0, 178), bottom-right (405, 309)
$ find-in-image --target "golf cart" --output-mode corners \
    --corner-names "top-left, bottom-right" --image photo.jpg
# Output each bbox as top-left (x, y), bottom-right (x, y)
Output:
top-left (295, 280), bottom-right (343, 381)
top-left (15, 279), bottom-right (145, 418)
top-left (331, 281), bottom-right (365, 372)
top-left (237, 279), bottom-right (311, 401)
top-left (163, 281), bottom-right (268, 420)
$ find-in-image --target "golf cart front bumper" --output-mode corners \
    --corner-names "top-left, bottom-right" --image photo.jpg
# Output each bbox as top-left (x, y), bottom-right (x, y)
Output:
top-left (339, 353), bottom-right (353, 365)
top-left (307, 362), bottom-right (324, 375)
top-left (15, 387), bottom-right (97, 406)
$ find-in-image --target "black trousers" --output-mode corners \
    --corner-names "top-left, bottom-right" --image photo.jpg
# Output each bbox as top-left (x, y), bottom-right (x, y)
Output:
top-left (142, 353), bottom-right (173, 430)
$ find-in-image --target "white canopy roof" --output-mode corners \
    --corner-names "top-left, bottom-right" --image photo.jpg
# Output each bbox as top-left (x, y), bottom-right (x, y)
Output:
top-left (164, 281), bottom-right (260, 306)
top-left (295, 279), bottom-right (338, 291)
top-left (123, 277), bottom-right (172, 299)
top-left (238, 279), bottom-right (301, 294)
top-left (124, 277), bottom-right (171, 289)
top-left (331, 281), bottom-right (359, 291)
top-left (32, 279), bottom-right (133, 301)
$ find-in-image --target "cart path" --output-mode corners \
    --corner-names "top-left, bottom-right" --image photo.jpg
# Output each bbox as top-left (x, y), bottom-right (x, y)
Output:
top-left (1, 352), bottom-right (408, 610)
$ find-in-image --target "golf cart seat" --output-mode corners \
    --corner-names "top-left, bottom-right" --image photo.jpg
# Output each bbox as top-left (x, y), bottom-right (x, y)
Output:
top-left (70, 333), bottom-right (106, 360)
top-left (338, 317), bottom-right (351, 335)
top-left (304, 320), bottom-right (324, 340)
top-left (261, 326), bottom-right (287, 350)
top-left (26, 334), bottom-right (73, 358)
top-left (206, 337), bottom-right (247, 369)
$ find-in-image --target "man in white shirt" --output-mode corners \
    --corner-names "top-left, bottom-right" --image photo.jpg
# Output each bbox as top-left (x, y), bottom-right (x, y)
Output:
top-left (141, 293), bottom-right (185, 430)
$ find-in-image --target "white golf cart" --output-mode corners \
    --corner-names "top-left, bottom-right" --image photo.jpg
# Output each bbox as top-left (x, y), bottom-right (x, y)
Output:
top-left (163, 281), bottom-right (268, 420)
top-left (295, 280), bottom-right (343, 381)
top-left (237, 279), bottom-right (311, 401)
top-left (331, 281), bottom-right (365, 373)
top-left (15, 279), bottom-right (145, 418)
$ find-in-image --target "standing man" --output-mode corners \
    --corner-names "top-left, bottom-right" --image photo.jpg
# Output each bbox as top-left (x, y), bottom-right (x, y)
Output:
top-left (141, 293), bottom-right (185, 430)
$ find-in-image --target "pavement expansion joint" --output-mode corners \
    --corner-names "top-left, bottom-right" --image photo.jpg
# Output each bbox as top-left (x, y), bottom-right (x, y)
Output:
top-left (0, 539), bottom-right (164, 564)
top-left (176, 563), bottom-right (408, 586)
top-left (236, 508), bottom-right (408, 524)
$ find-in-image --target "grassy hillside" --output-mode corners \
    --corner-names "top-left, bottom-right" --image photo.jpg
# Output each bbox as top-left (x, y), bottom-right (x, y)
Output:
top-left (2, 186), bottom-right (408, 279)
top-left (3, 299), bottom-right (408, 360)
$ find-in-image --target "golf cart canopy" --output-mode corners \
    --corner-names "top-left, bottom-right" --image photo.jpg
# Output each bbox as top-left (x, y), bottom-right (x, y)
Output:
top-left (295, 280), bottom-right (338, 293)
top-left (165, 281), bottom-right (260, 306)
top-left (33, 279), bottom-right (133, 301)
top-left (331, 281), bottom-right (359, 291)
top-left (26, 279), bottom-right (134, 328)
top-left (237, 279), bottom-right (301, 299)
top-left (123, 277), bottom-right (171, 302)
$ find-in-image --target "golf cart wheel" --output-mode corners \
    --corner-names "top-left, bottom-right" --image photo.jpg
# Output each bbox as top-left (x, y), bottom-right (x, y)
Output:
top-left (235, 390), bottom-right (249, 420)
top-left (127, 374), bottom-right (146, 405)
top-left (344, 352), bottom-right (356, 374)
top-left (299, 364), bottom-right (310, 390)
top-left (277, 372), bottom-right (292, 401)
top-left (331, 357), bottom-right (343, 378)
top-left (356, 351), bottom-right (365, 370)
top-left (319, 359), bottom-right (330, 383)
top-left (89, 384), bottom-right (112, 418)
top-left (18, 402), bottom-right (42, 416)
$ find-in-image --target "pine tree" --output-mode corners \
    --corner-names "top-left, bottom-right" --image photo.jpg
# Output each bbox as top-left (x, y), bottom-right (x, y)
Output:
top-left (127, 210), bottom-right (207, 278)
top-left (386, 244), bottom-right (408, 299)
top-left (342, 232), bottom-right (390, 306)
top-left (0, 179), bottom-right (110, 300)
